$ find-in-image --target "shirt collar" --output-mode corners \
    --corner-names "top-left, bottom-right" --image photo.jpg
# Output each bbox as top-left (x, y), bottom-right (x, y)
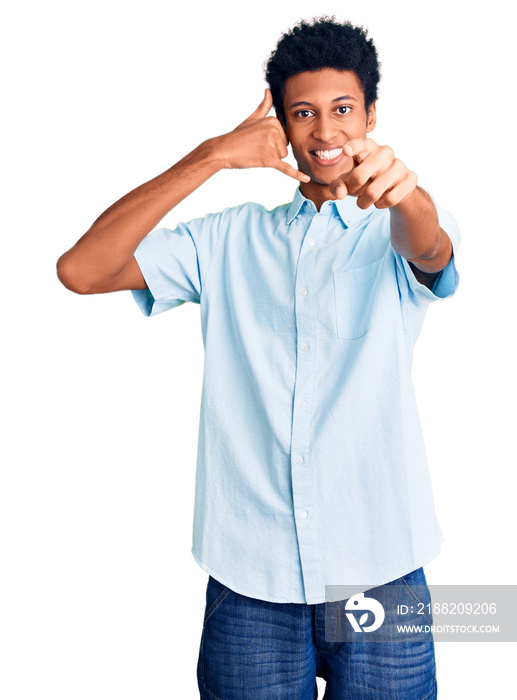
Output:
top-left (286, 187), bottom-right (376, 228)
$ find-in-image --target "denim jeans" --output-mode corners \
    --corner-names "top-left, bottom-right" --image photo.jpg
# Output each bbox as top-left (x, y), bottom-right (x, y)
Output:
top-left (197, 566), bottom-right (437, 699)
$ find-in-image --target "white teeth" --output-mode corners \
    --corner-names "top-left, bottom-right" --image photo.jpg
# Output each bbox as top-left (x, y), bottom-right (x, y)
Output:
top-left (314, 148), bottom-right (342, 160)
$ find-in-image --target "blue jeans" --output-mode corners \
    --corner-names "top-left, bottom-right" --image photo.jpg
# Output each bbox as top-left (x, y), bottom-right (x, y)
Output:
top-left (197, 567), bottom-right (437, 699)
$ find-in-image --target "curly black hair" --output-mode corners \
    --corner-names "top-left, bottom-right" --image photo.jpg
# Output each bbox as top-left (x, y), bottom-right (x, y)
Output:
top-left (264, 16), bottom-right (381, 125)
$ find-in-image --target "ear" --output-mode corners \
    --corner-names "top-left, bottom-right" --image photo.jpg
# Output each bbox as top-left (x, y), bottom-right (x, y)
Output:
top-left (366, 101), bottom-right (377, 133)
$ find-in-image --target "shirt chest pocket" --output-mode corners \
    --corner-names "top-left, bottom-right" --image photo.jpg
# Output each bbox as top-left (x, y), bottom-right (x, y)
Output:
top-left (333, 258), bottom-right (385, 339)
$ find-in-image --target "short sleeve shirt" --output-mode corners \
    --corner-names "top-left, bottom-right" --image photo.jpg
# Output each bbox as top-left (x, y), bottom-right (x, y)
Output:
top-left (131, 188), bottom-right (460, 604)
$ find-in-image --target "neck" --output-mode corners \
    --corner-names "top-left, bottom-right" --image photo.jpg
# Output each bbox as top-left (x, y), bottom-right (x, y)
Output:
top-left (299, 181), bottom-right (336, 211)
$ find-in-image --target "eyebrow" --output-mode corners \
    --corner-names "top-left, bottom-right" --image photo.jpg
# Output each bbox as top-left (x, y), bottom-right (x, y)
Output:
top-left (288, 95), bottom-right (358, 109)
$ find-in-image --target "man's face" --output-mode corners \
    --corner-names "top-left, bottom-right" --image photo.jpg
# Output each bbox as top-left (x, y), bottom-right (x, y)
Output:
top-left (282, 68), bottom-right (376, 205)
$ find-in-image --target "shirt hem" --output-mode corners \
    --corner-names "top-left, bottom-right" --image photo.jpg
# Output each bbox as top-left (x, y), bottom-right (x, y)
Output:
top-left (192, 541), bottom-right (444, 605)
top-left (191, 548), bottom-right (295, 603)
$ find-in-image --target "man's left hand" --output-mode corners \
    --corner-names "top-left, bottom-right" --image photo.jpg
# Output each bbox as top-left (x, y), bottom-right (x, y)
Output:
top-left (329, 138), bottom-right (418, 210)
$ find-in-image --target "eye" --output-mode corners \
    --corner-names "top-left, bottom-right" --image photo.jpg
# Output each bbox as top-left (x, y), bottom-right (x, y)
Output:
top-left (295, 109), bottom-right (313, 118)
top-left (336, 106), bottom-right (351, 115)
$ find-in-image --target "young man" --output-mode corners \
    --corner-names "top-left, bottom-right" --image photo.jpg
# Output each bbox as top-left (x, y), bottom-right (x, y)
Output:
top-left (57, 17), bottom-right (459, 700)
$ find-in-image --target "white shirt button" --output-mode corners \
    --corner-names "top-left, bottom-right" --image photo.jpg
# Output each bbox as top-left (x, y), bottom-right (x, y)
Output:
top-left (308, 238), bottom-right (315, 246)
top-left (300, 288), bottom-right (307, 295)
top-left (296, 456), bottom-right (303, 464)
top-left (301, 344), bottom-right (309, 352)
top-left (299, 399), bottom-right (307, 407)
top-left (299, 510), bottom-right (308, 518)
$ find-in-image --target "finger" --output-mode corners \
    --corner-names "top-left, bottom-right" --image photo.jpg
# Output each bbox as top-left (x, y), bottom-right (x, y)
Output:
top-left (355, 169), bottom-right (395, 209)
top-left (343, 147), bottom-right (396, 194)
top-left (329, 178), bottom-right (348, 199)
top-left (273, 160), bottom-right (311, 183)
top-left (245, 89), bottom-right (273, 122)
top-left (343, 137), bottom-right (378, 164)
top-left (267, 116), bottom-right (289, 145)
top-left (373, 173), bottom-right (417, 209)
top-left (358, 169), bottom-right (417, 209)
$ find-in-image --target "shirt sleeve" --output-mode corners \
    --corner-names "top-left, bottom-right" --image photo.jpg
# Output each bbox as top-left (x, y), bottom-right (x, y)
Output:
top-left (130, 210), bottom-right (226, 317)
top-left (393, 202), bottom-right (461, 306)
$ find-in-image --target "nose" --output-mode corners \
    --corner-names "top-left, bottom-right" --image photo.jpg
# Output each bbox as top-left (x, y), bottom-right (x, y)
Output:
top-left (312, 113), bottom-right (338, 142)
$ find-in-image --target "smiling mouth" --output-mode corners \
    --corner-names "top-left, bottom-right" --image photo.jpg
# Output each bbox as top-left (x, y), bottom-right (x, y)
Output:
top-left (310, 147), bottom-right (344, 165)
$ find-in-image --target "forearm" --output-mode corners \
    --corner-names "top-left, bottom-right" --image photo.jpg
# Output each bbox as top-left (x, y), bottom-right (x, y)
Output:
top-left (389, 186), bottom-right (452, 273)
top-left (57, 139), bottom-right (223, 292)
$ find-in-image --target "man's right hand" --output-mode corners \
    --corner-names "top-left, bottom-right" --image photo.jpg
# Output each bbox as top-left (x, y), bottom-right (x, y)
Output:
top-left (57, 89), bottom-right (309, 296)
top-left (213, 90), bottom-right (310, 183)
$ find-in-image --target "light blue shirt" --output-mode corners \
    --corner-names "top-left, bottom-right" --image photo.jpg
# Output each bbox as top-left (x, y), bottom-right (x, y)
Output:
top-left (131, 188), bottom-right (460, 604)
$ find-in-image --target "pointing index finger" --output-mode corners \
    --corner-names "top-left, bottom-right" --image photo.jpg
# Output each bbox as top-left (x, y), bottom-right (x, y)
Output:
top-left (343, 138), bottom-right (377, 163)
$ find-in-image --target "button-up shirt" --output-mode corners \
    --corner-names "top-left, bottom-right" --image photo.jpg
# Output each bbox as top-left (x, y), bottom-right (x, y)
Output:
top-left (131, 187), bottom-right (460, 604)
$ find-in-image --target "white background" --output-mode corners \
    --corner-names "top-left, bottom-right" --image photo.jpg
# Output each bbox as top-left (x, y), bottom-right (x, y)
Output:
top-left (1, 0), bottom-right (516, 697)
